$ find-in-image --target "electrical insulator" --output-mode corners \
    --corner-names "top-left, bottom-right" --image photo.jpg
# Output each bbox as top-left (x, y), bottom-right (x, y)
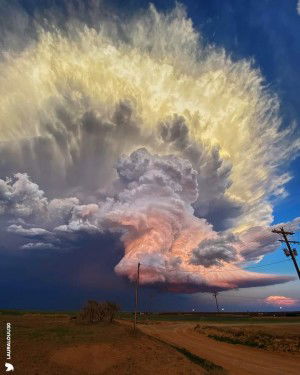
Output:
top-left (293, 249), bottom-right (298, 256)
top-left (283, 248), bottom-right (290, 257)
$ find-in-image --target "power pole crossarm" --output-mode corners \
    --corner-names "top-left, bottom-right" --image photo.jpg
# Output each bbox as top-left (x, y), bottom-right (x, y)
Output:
top-left (278, 240), bottom-right (300, 244)
top-left (272, 228), bottom-right (294, 236)
top-left (272, 227), bottom-right (300, 280)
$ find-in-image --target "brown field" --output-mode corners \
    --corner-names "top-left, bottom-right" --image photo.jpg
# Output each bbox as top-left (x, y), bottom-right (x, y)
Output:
top-left (0, 313), bottom-right (211, 374)
top-left (137, 320), bottom-right (300, 375)
top-left (1, 312), bottom-right (300, 374)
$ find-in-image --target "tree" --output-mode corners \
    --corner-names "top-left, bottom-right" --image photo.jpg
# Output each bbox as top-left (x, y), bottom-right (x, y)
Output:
top-left (77, 300), bottom-right (120, 324)
top-left (79, 300), bottom-right (99, 323)
top-left (104, 301), bottom-right (120, 322)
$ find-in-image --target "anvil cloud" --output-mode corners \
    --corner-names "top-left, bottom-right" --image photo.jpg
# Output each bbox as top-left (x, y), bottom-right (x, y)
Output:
top-left (0, 1), bottom-right (299, 293)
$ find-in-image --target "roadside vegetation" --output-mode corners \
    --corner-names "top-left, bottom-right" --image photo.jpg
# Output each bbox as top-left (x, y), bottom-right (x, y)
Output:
top-left (194, 324), bottom-right (300, 352)
top-left (170, 345), bottom-right (227, 374)
top-left (76, 300), bottom-right (120, 324)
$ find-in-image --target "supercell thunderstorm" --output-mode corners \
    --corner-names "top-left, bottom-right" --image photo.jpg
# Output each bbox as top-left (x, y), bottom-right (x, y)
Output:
top-left (0, 1), bottom-right (299, 292)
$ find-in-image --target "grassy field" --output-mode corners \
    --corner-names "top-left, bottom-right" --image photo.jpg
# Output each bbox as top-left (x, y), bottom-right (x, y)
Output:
top-left (118, 312), bottom-right (300, 324)
top-left (2, 309), bottom-right (300, 324)
top-left (1, 310), bottom-right (299, 374)
top-left (0, 309), bottom-right (77, 316)
top-left (0, 312), bottom-right (224, 374)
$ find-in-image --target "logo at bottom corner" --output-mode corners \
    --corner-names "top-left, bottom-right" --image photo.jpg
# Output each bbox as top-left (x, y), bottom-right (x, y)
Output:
top-left (5, 363), bottom-right (14, 372)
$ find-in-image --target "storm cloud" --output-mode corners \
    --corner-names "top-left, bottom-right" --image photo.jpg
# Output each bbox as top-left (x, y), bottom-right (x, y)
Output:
top-left (0, 148), bottom-right (297, 293)
top-left (0, 1), bottom-right (299, 295)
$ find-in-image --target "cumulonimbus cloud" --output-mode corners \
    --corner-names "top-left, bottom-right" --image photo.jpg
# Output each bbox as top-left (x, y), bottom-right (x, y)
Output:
top-left (0, 1), bottom-right (299, 293)
top-left (0, 151), bottom-right (297, 293)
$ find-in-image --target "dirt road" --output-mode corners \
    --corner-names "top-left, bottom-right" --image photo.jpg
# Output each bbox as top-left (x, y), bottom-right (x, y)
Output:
top-left (137, 322), bottom-right (300, 375)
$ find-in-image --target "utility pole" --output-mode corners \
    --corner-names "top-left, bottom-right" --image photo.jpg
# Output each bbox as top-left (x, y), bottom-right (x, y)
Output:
top-left (133, 262), bottom-right (141, 333)
top-left (272, 227), bottom-right (300, 280)
top-left (213, 291), bottom-right (220, 312)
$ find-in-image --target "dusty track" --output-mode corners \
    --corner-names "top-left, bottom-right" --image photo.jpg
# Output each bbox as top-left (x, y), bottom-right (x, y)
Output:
top-left (136, 322), bottom-right (300, 375)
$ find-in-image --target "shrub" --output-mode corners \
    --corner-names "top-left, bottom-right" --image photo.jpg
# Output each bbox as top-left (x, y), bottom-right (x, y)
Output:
top-left (77, 300), bottom-right (120, 324)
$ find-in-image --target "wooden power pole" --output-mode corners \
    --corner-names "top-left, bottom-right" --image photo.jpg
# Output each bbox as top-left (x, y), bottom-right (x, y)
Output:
top-left (133, 262), bottom-right (141, 333)
top-left (272, 227), bottom-right (300, 280)
top-left (213, 291), bottom-right (220, 312)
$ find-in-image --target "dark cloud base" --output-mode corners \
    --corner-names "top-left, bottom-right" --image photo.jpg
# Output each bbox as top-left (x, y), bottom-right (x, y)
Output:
top-left (0, 234), bottom-right (195, 311)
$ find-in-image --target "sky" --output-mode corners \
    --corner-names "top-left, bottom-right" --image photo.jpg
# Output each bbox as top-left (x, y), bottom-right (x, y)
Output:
top-left (0, 0), bottom-right (300, 312)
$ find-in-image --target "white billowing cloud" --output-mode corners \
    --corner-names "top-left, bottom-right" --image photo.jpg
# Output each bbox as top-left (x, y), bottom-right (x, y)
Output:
top-left (54, 222), bottom-right (101, 235)
top-left (0, 173), bottom-right (47, 218)
top-left (297, 0), bottom-right (300, 16)
top-left (47, 198), bottom-right (80, 227)
top-left (0, 174), bottom-right (83, 229)
top-left (7, 224), bottom-right (51, 237)
top-left (0, 2), bottom-right (299, 292)
top-left (7, 224), bottom-right (60, 246)
top-left (21, 242), bottom-right (59, 250)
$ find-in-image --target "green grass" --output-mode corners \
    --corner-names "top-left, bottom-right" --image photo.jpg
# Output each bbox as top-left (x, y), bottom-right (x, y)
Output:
top-left (0, 309), bottom-right (77, 316)
top-left (207, 334), bottom-right (265, 349)
top-left (2, 309), bottom-right (300, 324)
top-left (14, 319), bottom-right (135, 346)
top-left (118, 312), bottom-right (300, 324)
top-left (171, 345), bottom-right (227, 374)
top-left (0, 309), bottom-right (31, 315)
top-left (16, 325), bottom-right (74, 341)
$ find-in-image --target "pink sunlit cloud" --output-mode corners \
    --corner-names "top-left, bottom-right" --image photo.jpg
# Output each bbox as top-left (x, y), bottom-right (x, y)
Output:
top-left (264, 295), bottom-right (298, 307)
